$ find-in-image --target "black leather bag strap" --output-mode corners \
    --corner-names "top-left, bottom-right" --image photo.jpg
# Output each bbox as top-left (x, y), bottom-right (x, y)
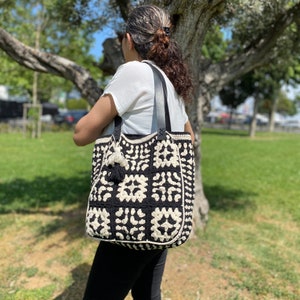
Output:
top-left (145, 62), bottom-right (171, 140)
top-left (114, 62), bottom-right (171, 141)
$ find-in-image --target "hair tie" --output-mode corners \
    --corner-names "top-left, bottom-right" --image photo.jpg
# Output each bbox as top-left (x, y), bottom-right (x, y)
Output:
top-left (163, 27), bottom-right (170, 36)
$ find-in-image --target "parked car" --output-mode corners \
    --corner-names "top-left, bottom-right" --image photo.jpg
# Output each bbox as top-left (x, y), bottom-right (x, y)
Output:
top-left (54, 110), bottom-right (88, 125)
top-left (243, 114), bottom-right (268, 126)
top-left (282, 119), bottom-right (300, 129)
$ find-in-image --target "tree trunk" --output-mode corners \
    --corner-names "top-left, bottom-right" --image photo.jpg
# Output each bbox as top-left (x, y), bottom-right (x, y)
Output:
top-left (249, 98), bottom-right (259, 138)
top-left (228, 107), bottom-right (234, 130)
top-left (31, 15), bottom-right (43, 139)
top-left (192, 93), bottom-right (210, 229)
top-left (269, 96), bottom-right (278, 132)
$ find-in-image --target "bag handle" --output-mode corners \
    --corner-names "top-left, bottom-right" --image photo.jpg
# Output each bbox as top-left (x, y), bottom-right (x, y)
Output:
top-left (145, 62), bottom-right (171, 139)
top-left (113, 62), bottom-right (171, 141)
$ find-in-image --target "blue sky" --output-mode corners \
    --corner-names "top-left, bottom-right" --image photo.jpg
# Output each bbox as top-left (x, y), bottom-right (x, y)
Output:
top-left (89, 26), bottom-right (117, 59)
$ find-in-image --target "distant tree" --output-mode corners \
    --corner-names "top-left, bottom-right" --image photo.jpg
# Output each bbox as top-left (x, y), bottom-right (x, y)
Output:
top-left (201, 24), bottom-right (228, 63)
top-left (219, 73), bottom-right (255, 129)
top-left (274, 91), bottom-right (297, 116)
top-left (219, 60), bottom-right (300, 135)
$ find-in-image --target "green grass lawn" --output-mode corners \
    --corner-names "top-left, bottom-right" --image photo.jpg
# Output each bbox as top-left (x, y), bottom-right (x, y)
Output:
top-left (201, 129), bottom-right (300, 299)
top-left (0, 132), bottom-right (94, 212)
top-left (0, 130), bottom-right (299, 299)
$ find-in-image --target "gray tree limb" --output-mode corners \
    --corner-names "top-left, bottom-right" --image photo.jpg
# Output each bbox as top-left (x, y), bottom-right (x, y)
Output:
top-left (0, 28), bottom-right (102, 105)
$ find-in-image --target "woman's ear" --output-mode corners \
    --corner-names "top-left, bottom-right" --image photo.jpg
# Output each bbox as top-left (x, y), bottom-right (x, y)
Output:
top-left (125, 33), bottom-right (135, 50)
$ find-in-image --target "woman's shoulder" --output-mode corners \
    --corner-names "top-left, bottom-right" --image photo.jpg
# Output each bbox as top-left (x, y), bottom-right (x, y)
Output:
top-left (118, 60), bottom-right (151, 73)
top-left (112, 61), bottom-right (153, 85)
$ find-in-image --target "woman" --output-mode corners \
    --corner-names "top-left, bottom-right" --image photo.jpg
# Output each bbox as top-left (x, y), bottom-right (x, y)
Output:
top-left (74, 5), bottom-right (194, 300)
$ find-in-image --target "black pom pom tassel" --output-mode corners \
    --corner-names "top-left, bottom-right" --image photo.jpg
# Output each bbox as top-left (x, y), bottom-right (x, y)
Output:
top-left (107, 163), bottom-right (126, 184)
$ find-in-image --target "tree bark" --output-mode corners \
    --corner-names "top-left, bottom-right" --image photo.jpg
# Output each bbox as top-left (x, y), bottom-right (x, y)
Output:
top-left (269, 97), bottom-right (279, 132)
top-left (249, 98), bottom-right (258, 138)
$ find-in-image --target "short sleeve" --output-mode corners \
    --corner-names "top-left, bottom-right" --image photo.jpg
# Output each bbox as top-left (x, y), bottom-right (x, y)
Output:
top-left (101, 60), bottom-right (189, 135)
top-left (102, 61), bottom-right (153, 116)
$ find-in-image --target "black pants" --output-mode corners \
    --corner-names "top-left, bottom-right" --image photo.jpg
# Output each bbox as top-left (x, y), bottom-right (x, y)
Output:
top-left (83, 242), bottom-right (168, 300)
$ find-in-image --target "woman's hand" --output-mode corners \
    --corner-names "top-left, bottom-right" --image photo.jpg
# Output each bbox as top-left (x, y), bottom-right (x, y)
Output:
top-left (184, 120), bottom-right (195, 144)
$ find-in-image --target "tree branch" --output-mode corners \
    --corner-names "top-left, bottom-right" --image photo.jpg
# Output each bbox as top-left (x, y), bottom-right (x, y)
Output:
top-left (209, 2), bottom-right (300, 91)
top-left (114, 0), bottom-right (132, 21)
top-left (0, 28), bottom-right (102, 105)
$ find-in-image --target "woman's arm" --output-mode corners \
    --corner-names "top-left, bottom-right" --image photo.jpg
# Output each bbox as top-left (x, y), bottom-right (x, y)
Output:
top-left (184, 120), bottom-right (195, 144)
top-left (73, 94), bottom-right (118, 146)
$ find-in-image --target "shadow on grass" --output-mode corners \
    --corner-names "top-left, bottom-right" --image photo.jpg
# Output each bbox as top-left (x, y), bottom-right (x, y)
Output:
top-left (0, 173), bottom-right (92, 241)
top-left (204, 184), bottom-right (257, 212)
top-left (0, 172), bottom-right (91, 214)
top-left (1, 175), bottom-right (257, 243)
top-left (54, 263), bottom-right (90, 300)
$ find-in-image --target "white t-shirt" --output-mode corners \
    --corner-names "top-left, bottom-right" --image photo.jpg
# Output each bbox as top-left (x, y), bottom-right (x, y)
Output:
top-left (102, 60), bottom-right (188, 136)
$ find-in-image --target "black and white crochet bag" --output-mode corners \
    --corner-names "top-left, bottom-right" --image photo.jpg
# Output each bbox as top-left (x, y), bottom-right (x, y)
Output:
top-left (86, 63), bottom-right (195, 250)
